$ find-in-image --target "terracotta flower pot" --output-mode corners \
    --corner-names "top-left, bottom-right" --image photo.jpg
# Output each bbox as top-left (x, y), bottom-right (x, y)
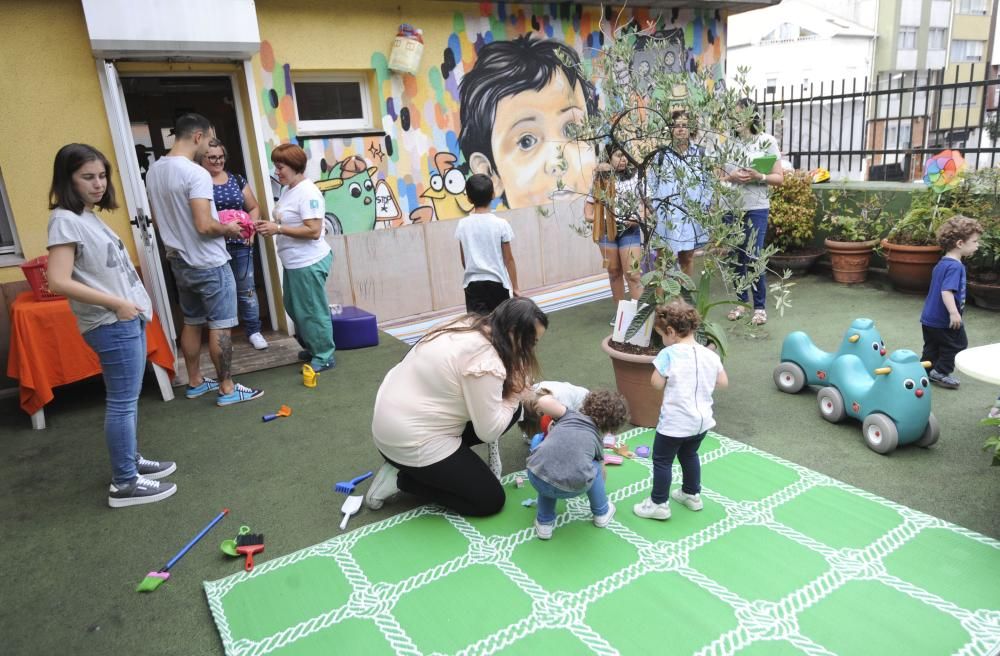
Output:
top-left (968, 280), bottom-right (1000, 311)
top-left (882, 240), bottom-right (942, 295)
top-left (824, 238), bottom-right (879, 284)
top-left (769, 249), bottom-right (825, 276)
top-left (601, 335), bottom-right (661, 428)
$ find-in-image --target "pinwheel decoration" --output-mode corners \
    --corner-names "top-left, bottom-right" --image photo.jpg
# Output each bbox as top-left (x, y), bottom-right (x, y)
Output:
top-left (923, 150), bottom-right (966, 193)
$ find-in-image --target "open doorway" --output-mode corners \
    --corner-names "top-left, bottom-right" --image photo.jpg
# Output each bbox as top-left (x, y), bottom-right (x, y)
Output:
top-left (119, 75), bottom-right (297, 381)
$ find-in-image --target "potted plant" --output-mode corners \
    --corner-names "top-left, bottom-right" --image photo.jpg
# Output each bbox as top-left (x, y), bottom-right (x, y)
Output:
top-left (881, 185), bottom-right (950, 294)
top-left (964, 167), bottom-right (1000, 310)
top-left (766, 169), bottom-right (823, 274)
top-left (571, 29), bottom-right (791, 426)
top-left (820, 188), bottom-right (889, 284)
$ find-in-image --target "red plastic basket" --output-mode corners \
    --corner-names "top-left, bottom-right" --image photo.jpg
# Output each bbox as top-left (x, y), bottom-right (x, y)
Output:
top-left (20, 255), bottom-right (64, 302)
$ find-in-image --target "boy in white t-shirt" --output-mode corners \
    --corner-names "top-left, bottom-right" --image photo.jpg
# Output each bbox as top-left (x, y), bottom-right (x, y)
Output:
top-left (454, 174), bottom-right (519, 314)
top-left (634, 300), bottom-right (728, 521)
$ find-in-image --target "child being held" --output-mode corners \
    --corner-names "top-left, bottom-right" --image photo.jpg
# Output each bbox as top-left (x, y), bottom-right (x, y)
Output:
top-left (634, 300), bottom-right (728, 521)
top-left (919, 216), bottom-right (982, 389)
top-left (526, 389), bottom-right (629, 540)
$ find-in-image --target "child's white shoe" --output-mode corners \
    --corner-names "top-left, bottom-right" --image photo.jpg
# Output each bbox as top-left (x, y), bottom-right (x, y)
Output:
top-left (670, 488), bottom-right (704, 511)
top-left (534, 520), bottom-right (554, 540)
top-left (593, 502), bottom-right (616, 528)
top-left (633, 498), bottom-right (671, 520)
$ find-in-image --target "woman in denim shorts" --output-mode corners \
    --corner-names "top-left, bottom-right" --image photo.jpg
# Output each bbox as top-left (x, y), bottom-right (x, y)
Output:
top-left (585, 147), bottom-right (645, 324)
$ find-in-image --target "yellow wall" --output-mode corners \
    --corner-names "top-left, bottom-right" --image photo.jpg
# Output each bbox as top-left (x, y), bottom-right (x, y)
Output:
top-left (951, 14), bottom-right (992, 41)
top-left (0, 0), bottom-right (132, 284)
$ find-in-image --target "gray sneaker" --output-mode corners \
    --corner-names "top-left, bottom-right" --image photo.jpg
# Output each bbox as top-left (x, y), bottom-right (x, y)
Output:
top-left (108, 476), bottom-right (177, 508)
top-left (136, 454), bottom-right (176, 480)
top-left (365, 462), bottom-right (401, 510)
top-left (929, 369), bottom-right (960, 389)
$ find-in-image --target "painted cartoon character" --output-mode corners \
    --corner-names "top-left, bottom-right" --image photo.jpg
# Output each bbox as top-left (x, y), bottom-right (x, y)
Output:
top-left (316, 155), bottom-right (378, 234)
top-left (420, 152), bottom-right (472, 220)
top-left (773, 318), bottom-right (887, 394)
top-left (819, 349), bottom-right (939, 454)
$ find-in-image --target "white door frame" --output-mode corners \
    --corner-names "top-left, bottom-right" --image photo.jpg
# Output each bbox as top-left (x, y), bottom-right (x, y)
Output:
top-left (95, 62), bottom-right (282, 338)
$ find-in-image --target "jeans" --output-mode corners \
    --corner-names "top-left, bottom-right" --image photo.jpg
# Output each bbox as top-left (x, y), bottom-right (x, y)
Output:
top-left (651, 431), bottom-right (707, 504)
top-left (168, 257), bottom-right (238, 329)
top-left (731, 209), bottom-right (769, 310)
top-left (82, 319), bottom-right (146, 485)
top-left (227, 243), bottom-right (262, 337)
top-left (528, 462), bottom-right (609, 525)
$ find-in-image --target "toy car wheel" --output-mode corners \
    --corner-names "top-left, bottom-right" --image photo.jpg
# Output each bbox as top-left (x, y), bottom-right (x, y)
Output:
top-left (773, 362), bottom-right (806, 394)
top-left (915, 413), bottom-right (940, 448)
top-left (817, 387), bottom-right (846, 423)
top-left (862, 413), bottom-right (899, 454)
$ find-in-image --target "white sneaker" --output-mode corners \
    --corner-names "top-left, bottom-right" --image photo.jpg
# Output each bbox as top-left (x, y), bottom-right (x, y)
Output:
top-left (534, 520), bottom-right (554, 540)
top-left (593, 502), bottom-right (616, 528)
top-left (249, 333), bottom-right (269, 350)
top-left (365, 462), bottom-right (400, 510)
top-left (671, 488), bottom-right (704, 511)
top-left (633, 498), bottom-right (671, 520)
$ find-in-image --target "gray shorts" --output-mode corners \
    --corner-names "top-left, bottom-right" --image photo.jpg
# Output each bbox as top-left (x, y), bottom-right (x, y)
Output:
top-left (168, 257), bottom-right (238, 329)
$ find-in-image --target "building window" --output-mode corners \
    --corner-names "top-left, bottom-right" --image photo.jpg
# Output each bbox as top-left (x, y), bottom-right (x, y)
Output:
top-left (765, 78), bottom-right (777, 94)
top-left (928, 28), bottom-right (947, 50)
top-left (957, 0), bottom-right (988, 15)
top-left (886, 122), bottom-right (913, 148)
top-left (0, 166), bottom-right (20, 256)
top-left (898, 27), bottom-right (918, 50)
top-left (942, 87), bottom-right (979, 107)
top-left (292, 72), bottom-right (374, 135)
top-left (950, 40), bottom-right (986, 62)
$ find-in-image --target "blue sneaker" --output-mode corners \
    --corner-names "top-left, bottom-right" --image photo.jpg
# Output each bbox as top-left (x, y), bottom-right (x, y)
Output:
top-left (217, 382), bottom-right (264, 407)
top-left (185, 377), bottom-right (219, 399)
top-left (312, 357), bottom-right (336, 373)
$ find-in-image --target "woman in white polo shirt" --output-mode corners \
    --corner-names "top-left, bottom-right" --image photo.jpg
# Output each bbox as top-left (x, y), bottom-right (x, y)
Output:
top-left (256, 144), bottom-right (336, 372)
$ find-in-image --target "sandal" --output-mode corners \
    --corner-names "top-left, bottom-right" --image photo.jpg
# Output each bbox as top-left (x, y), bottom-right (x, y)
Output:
top-left (751, 309), bottom-right (768, 326)
top-left (727, 307), bottom-right (746, 321)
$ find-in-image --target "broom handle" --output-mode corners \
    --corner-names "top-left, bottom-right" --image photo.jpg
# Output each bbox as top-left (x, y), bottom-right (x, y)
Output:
top-left (163, 508), bottom-right (229, 572)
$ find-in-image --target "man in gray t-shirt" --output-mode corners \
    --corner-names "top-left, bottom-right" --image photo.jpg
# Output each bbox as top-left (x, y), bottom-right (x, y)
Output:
top-left (145, 113), bottom-right (262, 406)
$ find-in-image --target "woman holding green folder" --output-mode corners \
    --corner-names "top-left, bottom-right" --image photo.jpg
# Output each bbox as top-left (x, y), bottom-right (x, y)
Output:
top-left (722, 99), bottom-right (784, 326)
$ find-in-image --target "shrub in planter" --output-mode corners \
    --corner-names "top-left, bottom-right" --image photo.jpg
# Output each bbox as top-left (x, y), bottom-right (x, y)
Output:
top-left (766, 170), bottom-right (823, 274)
top-left (881, 191), bottom-right (951, 294)
top-left (819, 188), bottom-right (889, 284)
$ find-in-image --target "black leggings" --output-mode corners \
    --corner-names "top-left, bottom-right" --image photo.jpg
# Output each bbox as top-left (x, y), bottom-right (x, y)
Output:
top-left (383, 409), bottom-right (520, 517)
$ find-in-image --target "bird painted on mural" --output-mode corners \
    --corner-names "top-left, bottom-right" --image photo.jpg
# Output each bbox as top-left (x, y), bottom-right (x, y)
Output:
top-left (420, 152), bottom-right (473, 220)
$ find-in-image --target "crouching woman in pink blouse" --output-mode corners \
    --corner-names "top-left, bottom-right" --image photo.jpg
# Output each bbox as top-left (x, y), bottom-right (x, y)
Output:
top-left (366, 297), bottom-right (548, 516)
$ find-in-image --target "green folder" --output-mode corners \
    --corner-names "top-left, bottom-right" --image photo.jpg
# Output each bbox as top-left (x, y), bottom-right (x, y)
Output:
top-left (750, 155), bottom-right (777, 174)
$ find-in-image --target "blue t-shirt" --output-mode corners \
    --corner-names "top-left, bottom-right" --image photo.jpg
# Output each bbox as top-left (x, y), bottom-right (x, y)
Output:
top-left (920, 257), bottom-right (966, 328)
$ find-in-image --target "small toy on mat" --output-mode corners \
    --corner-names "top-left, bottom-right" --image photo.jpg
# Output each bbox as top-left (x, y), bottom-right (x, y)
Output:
top-left (514, 475), bottom-right (525, 488)
top-left (262, 405), bottom-right (292, 422)
top-left (220, 525), bottom-right (250, 557)
top-left (602, 434), bottom-right (616, 448)
top-left (339, 495), bottom-right (363, 530)
top-left (236, 532), bottom-right (265, 571)
top-left (635, 445), bottom-right (650, 458)
top-left (137, 508), bottom-right (229, 592)
top-left (302, 364), bottom-right (318, 388)
top-left (334, 471), bottom-right (373, 494)
top-left (604, 454), bottom-right (624, 465)
top-left (521, 498), bottom-right (537, 507)
top-left (613, 444), bottom-right (634, 458)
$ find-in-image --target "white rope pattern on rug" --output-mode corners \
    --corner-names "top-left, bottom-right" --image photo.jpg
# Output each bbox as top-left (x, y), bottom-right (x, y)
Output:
top-left (204, 429), bottom-right (1000, 656)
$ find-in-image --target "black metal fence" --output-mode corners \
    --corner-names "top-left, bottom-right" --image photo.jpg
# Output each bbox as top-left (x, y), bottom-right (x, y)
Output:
top-left (754, 64), bottom-right (1000, 181)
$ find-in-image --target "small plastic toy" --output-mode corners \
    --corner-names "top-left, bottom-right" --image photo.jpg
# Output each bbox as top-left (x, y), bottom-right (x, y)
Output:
top-left (635, 446), bottom-right (650, 458)
top-left (514, 475), bottom-right (525, 488)
top-left (137, 508), bottom-right (228, 592)
top-left (236, 532), bottom-right (265, 571)
top-left (602, 434), bottom-right (616, 448)
top-left (339, 495), bottom-right (363, 530)
top-left (262, 405), bottom-right (292, 422)
top-left (604, 454), bottom-right (624, 465)
top-left (302, 364), bottom-right (318, 388)
top-left (820, 349), bottom-right (939, 454)
top-left (774, 318), bottom-right (887, 394)
top-left (521, 498), bottom-right (537, 507)
top-left (334, 471), bottom-right (373, 494)
top-left (220, 525), bottom-right (251, 557)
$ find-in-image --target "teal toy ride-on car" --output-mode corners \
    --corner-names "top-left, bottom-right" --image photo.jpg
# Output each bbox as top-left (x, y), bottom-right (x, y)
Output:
top-left (773, 318), bottom-right (886, 394)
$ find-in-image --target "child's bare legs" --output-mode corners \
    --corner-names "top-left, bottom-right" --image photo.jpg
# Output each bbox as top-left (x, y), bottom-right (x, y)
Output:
top-left (601, 243), bottom-right (626, 302)
top-left (619, 245), bottom-right (643, 300)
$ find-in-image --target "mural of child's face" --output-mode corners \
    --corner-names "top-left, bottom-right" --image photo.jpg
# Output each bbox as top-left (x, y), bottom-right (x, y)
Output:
top-left (486, 71), bottom-right (595, 208)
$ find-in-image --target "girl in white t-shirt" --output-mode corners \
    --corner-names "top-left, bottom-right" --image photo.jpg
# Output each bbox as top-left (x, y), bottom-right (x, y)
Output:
top-left (634, 300), bottom-right (728, 521)
top-left (256, 144), bottom-right (336, 372)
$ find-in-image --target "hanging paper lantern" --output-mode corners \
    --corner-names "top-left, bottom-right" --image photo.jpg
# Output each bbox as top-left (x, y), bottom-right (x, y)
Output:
top-left (923, 149), bottom-right (966, 193)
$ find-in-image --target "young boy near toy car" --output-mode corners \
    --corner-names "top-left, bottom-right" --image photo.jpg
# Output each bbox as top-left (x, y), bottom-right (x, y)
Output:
top-left (920, 216), bottom-right (983, 389)
top-left (634, 300), bottom-right (728, 521)
top-left (526, 389), bottom-right (629, 540)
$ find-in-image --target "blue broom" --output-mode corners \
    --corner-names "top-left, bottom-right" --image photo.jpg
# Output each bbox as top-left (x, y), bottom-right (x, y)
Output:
top-left (137, 508), bottom-right (229, 592)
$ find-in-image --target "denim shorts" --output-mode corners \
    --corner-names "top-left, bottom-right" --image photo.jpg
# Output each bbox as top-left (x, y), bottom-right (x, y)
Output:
top-left (168, 257), bottom-right (238, 329)
top-left (598, 226), bottom-right (642, 249)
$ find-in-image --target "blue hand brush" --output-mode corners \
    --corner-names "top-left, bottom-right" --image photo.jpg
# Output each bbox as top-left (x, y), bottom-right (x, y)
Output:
top-left (334, 471), bottom-right (373, 494)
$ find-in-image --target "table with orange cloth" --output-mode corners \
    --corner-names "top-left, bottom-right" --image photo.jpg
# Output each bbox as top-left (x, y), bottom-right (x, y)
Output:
top-left (6, 291), bottom-right (176, 429)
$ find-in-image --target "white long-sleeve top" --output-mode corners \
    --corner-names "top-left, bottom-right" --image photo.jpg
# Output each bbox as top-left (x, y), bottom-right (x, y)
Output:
top-left (372, 327), bottom-right (520, 467)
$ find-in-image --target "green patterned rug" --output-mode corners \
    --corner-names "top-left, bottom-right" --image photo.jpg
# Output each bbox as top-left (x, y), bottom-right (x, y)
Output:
top-left (204, 428), bottom-right (1000, 655)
